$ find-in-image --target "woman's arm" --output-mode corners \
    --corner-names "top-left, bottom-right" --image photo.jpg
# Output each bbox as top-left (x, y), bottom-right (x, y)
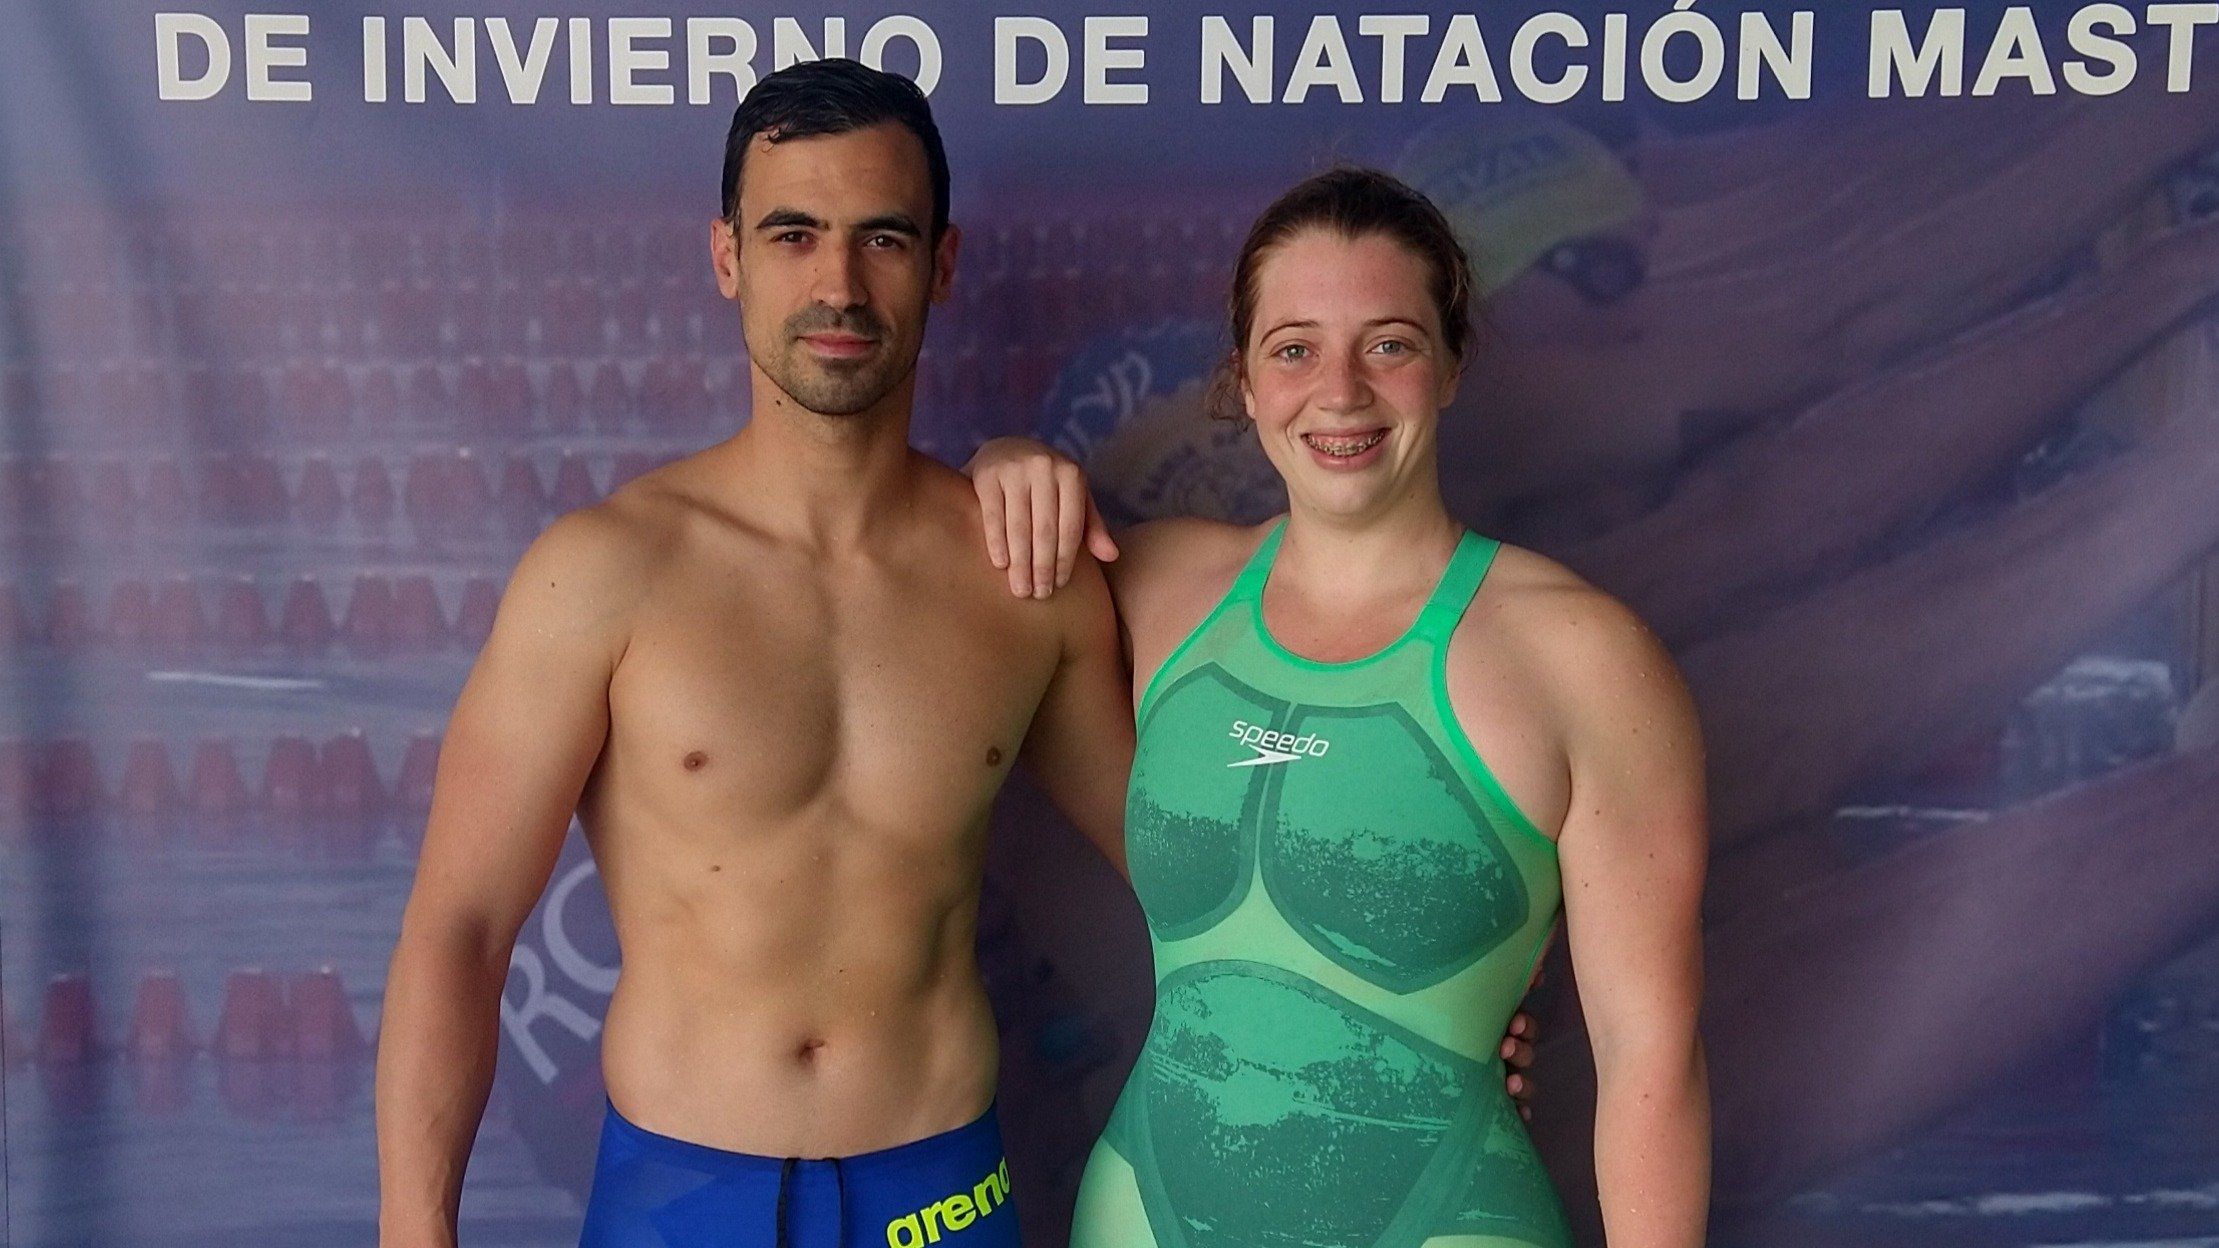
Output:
top-left (1552, 590), bottom-right (1712, 1247)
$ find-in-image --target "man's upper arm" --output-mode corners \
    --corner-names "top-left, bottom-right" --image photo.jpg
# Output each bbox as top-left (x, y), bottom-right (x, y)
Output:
top-left (1020, 555), bottom-right (1135, 873)
top-left (402, 509), bottom-right (649, 953)
top-left (1551, 593), bottom-right (1709, 1069)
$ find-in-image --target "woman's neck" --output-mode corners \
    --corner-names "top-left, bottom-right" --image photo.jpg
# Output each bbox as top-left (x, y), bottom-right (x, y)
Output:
top-left (1272, 488), bottom-right (1465, 609)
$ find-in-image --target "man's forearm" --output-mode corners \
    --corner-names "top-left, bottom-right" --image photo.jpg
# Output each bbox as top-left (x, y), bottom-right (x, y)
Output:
top-left (1592, 1037), bottom-right (1711, 1247)
top-left (376, 922), bottom-right (514, 1248)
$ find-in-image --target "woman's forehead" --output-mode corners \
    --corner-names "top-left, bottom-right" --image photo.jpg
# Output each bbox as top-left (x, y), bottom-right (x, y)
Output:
top-left (1253, 231), bottom-right (1438, 327)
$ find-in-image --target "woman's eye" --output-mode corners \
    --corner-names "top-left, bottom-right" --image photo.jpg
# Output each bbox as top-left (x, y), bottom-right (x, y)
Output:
top-left (1372, 339), bottom-right (1411, 355)
top-left (1272, 343), bottom-right (1309, 362)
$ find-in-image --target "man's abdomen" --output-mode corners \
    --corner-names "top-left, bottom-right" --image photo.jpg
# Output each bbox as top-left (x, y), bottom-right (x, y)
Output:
top-left (592, 857), bottom-right (1003, 1160)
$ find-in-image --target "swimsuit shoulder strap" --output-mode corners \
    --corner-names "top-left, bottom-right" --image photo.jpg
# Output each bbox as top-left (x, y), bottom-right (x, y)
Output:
top-left (1133, 517), bottom-right (1287, 724)
top-left (1413, 530), bottom-right (1501, 647)
top-left (1223, 517), bottom-right (1289, 603)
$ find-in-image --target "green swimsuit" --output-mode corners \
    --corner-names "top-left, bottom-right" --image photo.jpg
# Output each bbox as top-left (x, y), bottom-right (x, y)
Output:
top-left (1071, 520), bottom-right (1572, 1248)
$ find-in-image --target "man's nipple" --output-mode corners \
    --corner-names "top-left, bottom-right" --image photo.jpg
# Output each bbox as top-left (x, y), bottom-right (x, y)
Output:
top-left (682, 750), bottom-right (708, 772)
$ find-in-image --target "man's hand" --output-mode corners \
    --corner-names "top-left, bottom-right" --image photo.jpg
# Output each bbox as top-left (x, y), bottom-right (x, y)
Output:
top-left (963, 436), bottom-right (1118, 599)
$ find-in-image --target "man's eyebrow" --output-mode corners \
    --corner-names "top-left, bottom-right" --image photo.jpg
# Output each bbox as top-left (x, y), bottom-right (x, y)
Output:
top-left (855, 214), bottom-right (923, 237)
top-left (751, 209), bottom-right (922, 237)
top-left (754, 208), bottom-right (825, 231)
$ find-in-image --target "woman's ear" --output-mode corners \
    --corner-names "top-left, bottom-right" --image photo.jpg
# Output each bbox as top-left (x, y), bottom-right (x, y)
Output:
top-left (1438, 355), bottom-right (1465, 410)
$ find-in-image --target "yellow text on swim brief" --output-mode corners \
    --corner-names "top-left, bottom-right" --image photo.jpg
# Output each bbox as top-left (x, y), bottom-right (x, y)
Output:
top-left (885, 1157), bottom-right (1011, 1247)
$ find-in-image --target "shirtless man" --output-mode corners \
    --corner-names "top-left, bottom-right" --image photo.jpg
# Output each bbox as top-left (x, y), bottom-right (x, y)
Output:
top-left (375, 60), bottom-right (1534, 1248)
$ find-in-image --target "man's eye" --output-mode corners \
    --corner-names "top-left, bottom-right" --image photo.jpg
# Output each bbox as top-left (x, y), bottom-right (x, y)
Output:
top-left (773, 231), bottom-right (809, 244)
top-left (866, 234), bottom-right (904, 249)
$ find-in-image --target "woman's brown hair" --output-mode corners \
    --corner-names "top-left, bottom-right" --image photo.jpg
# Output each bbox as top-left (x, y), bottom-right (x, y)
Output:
top-left (1207, 167), bottom-right (1476, 424)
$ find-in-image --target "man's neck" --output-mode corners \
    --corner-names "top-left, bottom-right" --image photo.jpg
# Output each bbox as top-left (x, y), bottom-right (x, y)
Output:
top-left (716, 370), bottom-right (922, 549)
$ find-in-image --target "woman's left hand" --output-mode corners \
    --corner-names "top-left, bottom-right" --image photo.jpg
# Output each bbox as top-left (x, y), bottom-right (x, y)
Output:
top-left (962, 436), bottom-right (1119, 599)
top-left (1503, 1010), bottom-right (1540, 1120)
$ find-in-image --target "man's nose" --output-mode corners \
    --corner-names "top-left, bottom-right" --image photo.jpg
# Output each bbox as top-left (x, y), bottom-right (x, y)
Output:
top-left (811, 242), bottom-right (867, 310)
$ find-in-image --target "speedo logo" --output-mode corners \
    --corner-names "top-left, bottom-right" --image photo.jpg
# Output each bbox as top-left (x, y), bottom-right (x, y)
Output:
top-left (885, 1157), bottom-right (1010, 1246)
top-left (1228, 720), bottom-right (1331, 768)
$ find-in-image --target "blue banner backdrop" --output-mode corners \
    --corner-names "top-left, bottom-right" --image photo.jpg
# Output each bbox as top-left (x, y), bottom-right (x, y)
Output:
top-left (5, 2), bottom-right (2219, 1245)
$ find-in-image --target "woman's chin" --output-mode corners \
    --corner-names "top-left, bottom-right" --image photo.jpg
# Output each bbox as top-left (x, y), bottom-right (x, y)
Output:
top-left (1288, 477), bottom-right (1398, 522)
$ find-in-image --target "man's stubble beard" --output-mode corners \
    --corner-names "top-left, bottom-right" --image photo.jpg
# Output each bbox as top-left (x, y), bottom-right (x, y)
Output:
top-left (748, 304), bottom-right (924, 419)
top-left (758, 345), bottom-right (915, 417)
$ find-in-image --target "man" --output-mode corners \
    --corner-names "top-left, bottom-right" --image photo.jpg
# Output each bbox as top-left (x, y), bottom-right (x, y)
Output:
top-left (376, 59), bottom-right (1536, 1248)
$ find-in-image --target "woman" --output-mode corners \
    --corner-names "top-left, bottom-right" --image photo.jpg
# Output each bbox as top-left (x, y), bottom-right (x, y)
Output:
top-left (969, 169), bottom-right (1709, 1248)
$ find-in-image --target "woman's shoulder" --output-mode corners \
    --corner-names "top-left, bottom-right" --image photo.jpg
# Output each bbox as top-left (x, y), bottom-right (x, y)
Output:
top-left (1120, 513), bottom-right (1269, 558)
top-left (1112, 516), bottom-right (1272, 600)
top-left (1468, 539), bottom-right (1659, 657)
top-left (1476, 540), bottom-right (1626, 624)
top-left (1111, 515), bottom-right (1277, 656)
top-left (1464, 539), bottom-right (1697, 743)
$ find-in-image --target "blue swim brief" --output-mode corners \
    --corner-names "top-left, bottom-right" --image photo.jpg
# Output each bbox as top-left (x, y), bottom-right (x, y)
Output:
top-left (579, 1097), bottom-right (1019, 1248)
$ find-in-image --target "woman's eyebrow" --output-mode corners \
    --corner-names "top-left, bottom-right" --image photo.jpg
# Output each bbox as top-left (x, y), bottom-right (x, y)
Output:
top-left (1260, 316), bottom-right (1429, 336)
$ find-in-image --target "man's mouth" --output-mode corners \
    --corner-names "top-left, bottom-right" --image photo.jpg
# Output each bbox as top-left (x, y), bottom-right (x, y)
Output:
top-left (799, 333), bottom-right (879, 359)
top-left (1300, 429), bottom-right (1388, 459)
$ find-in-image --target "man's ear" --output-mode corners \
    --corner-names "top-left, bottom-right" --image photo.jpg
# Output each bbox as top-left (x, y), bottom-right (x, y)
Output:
top-left (711, 216), bottom-right (742, 302)
top-left (930, 222), bottom-right (963, 304)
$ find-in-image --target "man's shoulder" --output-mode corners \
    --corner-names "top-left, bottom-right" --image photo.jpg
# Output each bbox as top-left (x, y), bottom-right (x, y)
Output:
top-left (509, 481), bottom-right (697, 631)
top-left (906, 452), bottom-right (1030, 560)
top-left (530, 491), bottom-right (677, 580)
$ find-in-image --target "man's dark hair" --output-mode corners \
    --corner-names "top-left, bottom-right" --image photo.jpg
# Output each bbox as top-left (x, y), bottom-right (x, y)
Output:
top-left (720, 58), bottom-right (951, 242)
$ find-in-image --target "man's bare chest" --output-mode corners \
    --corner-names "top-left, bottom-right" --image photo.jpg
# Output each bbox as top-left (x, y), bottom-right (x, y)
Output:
top-left (603, 573), bottom-right (1060, 826)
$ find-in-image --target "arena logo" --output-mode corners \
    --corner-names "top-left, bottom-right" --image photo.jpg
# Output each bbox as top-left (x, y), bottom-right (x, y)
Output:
top-left (884, 1157), bottom-right (1012, 1247)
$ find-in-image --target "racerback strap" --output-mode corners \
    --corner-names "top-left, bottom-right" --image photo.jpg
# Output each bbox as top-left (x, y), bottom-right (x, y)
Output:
top-left (1225, 519), bottom-right (1498, 649)
top-left (1226, 519), bottom-right (1289, 602)
top-left (1414, 531), bottom-right (1500, 646)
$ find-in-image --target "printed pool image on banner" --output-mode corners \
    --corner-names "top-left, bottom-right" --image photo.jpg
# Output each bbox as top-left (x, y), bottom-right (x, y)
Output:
top-left (5, 3), bottom-right (2219, 1245)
